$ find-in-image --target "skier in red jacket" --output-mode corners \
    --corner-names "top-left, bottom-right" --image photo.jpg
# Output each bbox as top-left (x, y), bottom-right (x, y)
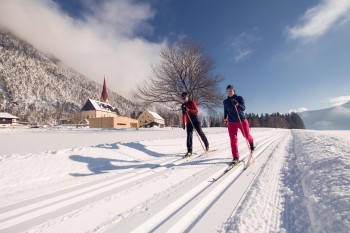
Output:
top-left (181, 92), bottom-right (209, 157)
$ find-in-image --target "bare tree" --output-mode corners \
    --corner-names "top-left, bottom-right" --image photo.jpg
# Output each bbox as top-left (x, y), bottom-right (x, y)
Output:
top-left (133, 38), bottom-right (224, 110)
top-left (69, 111), bottom-right (84, 125)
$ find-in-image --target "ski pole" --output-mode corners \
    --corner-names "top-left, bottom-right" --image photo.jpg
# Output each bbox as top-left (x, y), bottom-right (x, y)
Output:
top-left (234, 104), bottom-right (254, 161)
top-left (185, 111), bottom-right (208, 156)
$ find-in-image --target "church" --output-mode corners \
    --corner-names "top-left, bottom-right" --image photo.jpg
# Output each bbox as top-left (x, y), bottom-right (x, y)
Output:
top-left (80, 78), bottom-right (139, 129)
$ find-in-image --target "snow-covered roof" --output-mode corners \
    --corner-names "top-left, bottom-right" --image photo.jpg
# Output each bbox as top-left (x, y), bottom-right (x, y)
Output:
top-left (0, 112), bottom-right (18, 119)
top-left (147, 111), bottom-right (164, 120)
top-left (81, 99), bottom-right (115, 112)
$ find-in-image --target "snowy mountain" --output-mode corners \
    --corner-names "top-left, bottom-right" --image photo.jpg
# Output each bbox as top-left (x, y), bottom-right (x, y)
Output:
top-left (299, 101), bottom-right (350, 130)
top-left (0, 30), bottom-right (140, 124)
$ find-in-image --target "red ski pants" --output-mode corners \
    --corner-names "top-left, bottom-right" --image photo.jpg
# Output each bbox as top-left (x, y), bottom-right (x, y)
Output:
top-left (228, 120), bottom-right (254, 159)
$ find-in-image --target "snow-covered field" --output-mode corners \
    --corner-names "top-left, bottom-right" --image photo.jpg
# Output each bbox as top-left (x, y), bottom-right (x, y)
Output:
top-left (0, 127), bottom-right (349, 233)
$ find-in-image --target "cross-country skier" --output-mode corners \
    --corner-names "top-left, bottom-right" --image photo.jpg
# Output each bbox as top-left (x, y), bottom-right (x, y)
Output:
top-left (181, 92), bottom-right (209, 157)
top-left (223, 85), bottom-right (255, 163)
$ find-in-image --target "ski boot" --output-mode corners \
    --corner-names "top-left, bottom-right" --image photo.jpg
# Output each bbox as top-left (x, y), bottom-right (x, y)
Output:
top-left (250, 142), bottom-right (255, 151)
top-left (231, 158), bottom-right (240, 165)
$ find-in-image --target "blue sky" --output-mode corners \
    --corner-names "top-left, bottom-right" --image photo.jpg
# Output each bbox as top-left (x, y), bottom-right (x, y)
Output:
top-left (1, 0), bottom-right (350, 114)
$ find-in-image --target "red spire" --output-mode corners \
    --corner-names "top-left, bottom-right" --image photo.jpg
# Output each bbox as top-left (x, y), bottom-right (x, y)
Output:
top-left (101, 77), bottom-right (109, 103)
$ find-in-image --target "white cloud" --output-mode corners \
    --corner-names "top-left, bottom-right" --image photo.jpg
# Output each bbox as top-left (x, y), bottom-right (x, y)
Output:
top-left (328, 95), bottom-right (350, 106)
top-left (289, 108), bottom-right (308, 113)
top-left (228, 29), bottom-right (259, 62)
top-left (83, 0), bottom-right (155, 38)
top-left (286, 0), bottom-right (350, 40)
top-left (0, 0), bottom-right (164, 97)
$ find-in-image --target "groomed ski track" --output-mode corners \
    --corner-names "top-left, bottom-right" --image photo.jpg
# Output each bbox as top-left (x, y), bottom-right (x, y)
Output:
top-left (0, 129), bottom-right (291, 233)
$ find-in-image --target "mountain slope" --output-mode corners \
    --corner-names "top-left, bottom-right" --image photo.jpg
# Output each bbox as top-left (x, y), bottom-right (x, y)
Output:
top-left (0, 30), bottom-right (140, 124)
top-left (299, 101), bottom-right (350, 130)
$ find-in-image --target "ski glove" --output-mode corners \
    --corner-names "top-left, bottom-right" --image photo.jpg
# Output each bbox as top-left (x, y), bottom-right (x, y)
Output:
top-left (223, 119), bottom-right (228, 124)
top-left (231, 99), bottom-right (238, 106)
top-left (181, 104), bottom-right (187, 114)
top-left (182, 123), bottom-right (186, 130)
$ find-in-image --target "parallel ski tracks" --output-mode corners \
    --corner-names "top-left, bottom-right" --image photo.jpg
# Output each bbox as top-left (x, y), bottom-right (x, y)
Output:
top-left (121, 134), bottom-right (285, 233)
top-left (0, 139), bottom-right (229, 232)
top-left (217, 131), bottom-right (292, 233)
top-left (0, 133), bottom-right (282, 233)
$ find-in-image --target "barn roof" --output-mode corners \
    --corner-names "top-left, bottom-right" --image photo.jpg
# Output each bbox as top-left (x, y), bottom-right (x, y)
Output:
top-left (81, 99), bottom-right (115, 113)
top-left (0, 112), bottom-right (19, 119)
top-left (147, 111), bottom-right (164, 120)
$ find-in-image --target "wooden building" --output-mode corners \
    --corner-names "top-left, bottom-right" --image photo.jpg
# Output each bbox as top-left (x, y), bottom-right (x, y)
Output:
top-left (138, 110), bottom-right (165, 128)
top-left (88, 117), bottom-right (139, 129)
top-left (0, 112), bottom-right (19, 125)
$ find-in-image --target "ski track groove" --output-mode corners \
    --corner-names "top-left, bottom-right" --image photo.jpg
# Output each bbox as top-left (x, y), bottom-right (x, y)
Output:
top-left (227, 131), bottom-right (290, 233)
top-left (0, 132), bottom-right (282, 233)
top-left (203, 132), bottom-right (288, 233)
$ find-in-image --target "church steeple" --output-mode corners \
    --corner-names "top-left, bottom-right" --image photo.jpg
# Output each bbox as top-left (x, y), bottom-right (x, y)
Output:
top-left (101, 77), bottom-right (109, 103)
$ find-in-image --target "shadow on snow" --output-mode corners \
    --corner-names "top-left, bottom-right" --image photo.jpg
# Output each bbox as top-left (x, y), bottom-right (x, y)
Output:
top-left (93, 142), bottom-right (176, 158)
top-left (69, 141), bottom-right (182, 176)
top-left (69, 141), bottom-right (225, 177)
top-left (69, 155), bottom-right (158, 177)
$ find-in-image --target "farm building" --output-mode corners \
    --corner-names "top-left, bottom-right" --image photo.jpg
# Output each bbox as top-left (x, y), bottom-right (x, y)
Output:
top-left (138, 110), bottom-right (165, 128)
top-left (0, 112), bottom-right (19, 126)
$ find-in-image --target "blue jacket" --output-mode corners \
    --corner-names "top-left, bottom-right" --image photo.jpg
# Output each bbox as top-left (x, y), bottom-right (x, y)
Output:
top-left (223, 94), bottom-right (246, 122)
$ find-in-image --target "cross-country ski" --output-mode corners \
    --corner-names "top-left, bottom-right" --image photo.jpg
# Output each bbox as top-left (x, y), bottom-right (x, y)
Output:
top-left (212, 160), bottom-right (242, 182)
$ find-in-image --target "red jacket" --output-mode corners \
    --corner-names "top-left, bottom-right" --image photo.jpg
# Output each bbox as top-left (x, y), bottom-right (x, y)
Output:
top-left (182, 101), bottom-right (198, 124)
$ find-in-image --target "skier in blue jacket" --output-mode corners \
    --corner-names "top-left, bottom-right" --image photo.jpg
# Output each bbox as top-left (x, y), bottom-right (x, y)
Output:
top-left (223, 85), bottom-right (255, 163)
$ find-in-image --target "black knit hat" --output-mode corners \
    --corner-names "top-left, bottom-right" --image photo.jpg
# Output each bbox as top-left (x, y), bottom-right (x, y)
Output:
top-left (226, 85), bottom-right (234, 90)
top-left (181, 92), bottom-right (188, 98)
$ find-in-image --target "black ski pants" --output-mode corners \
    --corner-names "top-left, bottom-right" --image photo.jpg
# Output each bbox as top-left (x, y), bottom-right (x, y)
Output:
top-left (186, 116), bottom-right (209, 153)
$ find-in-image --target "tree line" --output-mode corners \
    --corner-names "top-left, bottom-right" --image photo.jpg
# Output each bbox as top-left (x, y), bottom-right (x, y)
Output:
top-left (205, 112), bottom-right (305, 129)
top-left (246, 112), bottom-right (305, 129)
